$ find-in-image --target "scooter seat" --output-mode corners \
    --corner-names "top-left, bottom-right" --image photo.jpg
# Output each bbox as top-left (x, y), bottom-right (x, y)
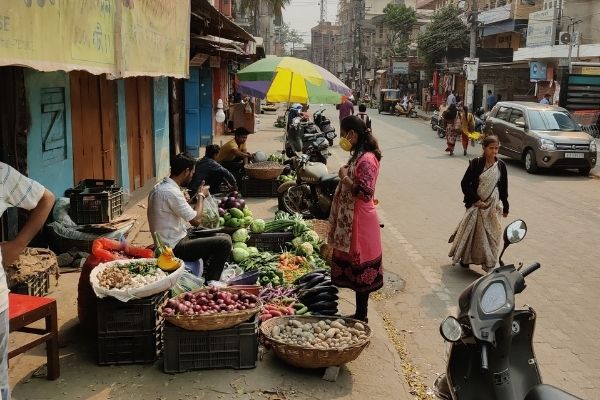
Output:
top-left (525, 384), bottom-right (582, 400)
top-left (320, 173), bottom-right (339, 183)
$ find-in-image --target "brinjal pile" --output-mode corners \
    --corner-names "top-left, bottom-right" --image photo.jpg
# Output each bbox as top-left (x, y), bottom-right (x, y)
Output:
top-left (293, 270), bottom-right (338, 316)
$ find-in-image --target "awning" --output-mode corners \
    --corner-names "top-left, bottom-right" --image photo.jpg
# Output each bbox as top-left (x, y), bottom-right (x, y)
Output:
top-left (376, 69), bottom-right (387, 75)
top-left (191, 35), bottom-right (247, 57)
top-left (191, 0), bottom-right (254, 44)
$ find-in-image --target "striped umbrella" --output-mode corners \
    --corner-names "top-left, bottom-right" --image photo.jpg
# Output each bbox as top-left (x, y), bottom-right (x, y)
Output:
top-left (236, 56), bottom-right (351, 104)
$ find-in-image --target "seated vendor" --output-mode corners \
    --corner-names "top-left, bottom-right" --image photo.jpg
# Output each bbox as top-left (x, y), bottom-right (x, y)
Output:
top-left (189, 145), bottom-right (237, 195)
top-left (148, 153), bottom-right (232, 281)
top-left (216, 127), bottom-right (252, 182)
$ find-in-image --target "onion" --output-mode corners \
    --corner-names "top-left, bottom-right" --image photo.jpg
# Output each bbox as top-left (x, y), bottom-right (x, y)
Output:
top-left (183, 292), bottom-right (193, 301)
top-left (166, 299), bottom-right (178, 309)
top-left (238, 199), bottom-right (246, 208)
top-left (163, 307), bottom-right (174, 315)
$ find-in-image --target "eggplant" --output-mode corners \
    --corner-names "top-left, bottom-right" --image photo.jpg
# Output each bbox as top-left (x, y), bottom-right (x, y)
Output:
top-left (307, 300), bottom-right (338, 312)
top-left (297, 275), bottom-right (326, 291)
top-left (299, 285), bottom-right (338, 299)
top-left (294, 271), bottom-right (325, 285)
top-left (314, 309), bottom-right (338, 316)
top-left (303, 292), bottom-right (338, 304)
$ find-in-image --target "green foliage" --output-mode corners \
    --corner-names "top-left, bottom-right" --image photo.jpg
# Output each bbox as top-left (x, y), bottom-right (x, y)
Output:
top-left (417, 5), bottom-right (469, 68)
top-left (383, 4), bottom-right (417, 60)
top-left (277, 22), bottom-right (304, 55)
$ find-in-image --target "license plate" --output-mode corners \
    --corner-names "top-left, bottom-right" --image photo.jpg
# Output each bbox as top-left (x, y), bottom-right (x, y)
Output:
top-left (565, 153), bottom-right (584, 159)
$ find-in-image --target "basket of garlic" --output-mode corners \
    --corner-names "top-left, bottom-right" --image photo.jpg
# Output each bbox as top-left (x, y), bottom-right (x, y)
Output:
top-left (90, 258), bottom-right (185, 302)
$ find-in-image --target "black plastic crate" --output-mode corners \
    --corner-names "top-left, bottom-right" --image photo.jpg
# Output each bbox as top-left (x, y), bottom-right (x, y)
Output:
top-left (247, 232), bottom-right (294, 252)
top-left (97, 330), bottom-right (162, 365)
top-left (11, 269), bottom-right (50, 297)
top-left (69, 186), bottom-right (123, 225)
top-left (96, 291), bottom-right (168, 336)
top-left (240, 176), bottom-right (279, 198)
top-left (163, 317), bottom-right (258, 373)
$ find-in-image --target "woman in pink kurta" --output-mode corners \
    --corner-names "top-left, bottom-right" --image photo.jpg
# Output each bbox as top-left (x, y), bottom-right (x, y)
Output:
top-left (328, 115), bottom-right (383, 322)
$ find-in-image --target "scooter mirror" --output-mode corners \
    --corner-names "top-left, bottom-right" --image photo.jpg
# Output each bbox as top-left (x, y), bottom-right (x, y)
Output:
top-left (440, 316), bottom-right (462, 342)
top-left (504, 219), bottom-right (527, 245)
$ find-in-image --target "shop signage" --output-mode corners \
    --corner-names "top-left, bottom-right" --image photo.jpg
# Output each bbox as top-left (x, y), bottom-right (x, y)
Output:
top-left (478, 4), bottom-right (511, 25)
top-left (526, 8), bottom-right (558, 48)
top-left (529, 61), bottom-right (548, 80)
top-left (463, 58), bottom-right (479, 81)
top-left (581, 67), bottom-right (600, 75)
top-left (392, 61), bottom-right (409, 75)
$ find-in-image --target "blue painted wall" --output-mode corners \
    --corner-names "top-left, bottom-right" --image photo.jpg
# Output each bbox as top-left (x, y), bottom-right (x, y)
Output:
top-left (24, 70), bottom-right (74, 197)
top-left (116, 80), bottom-right (130, 192)
top-left (153, 77), bottom-right (170, 179)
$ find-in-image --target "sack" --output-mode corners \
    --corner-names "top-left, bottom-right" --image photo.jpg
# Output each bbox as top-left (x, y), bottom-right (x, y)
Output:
top-left (200, 194), bottom-right (221, 228)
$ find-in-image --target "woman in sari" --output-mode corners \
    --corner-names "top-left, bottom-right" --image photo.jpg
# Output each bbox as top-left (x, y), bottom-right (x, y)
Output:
top-left (328, 116), bottom-right (382, 322)
top-left (449, 135), bottom-right (509, 272)
top-left (443, 104), bottom-right (460, 155)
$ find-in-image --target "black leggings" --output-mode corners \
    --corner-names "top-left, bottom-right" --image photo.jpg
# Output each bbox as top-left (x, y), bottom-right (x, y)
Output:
top-left (355, 291), bottom-right (370, 321)
top-left (173, 234), bottom-right (232, 281)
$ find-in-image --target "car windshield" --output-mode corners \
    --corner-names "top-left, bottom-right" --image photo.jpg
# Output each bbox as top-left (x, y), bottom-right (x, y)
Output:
top-left (527, 110), bottom-right (580, 131)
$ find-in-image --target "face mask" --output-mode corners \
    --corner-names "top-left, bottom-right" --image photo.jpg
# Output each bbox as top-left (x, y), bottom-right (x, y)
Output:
top-left (339, 137), bottom-right (353, 152)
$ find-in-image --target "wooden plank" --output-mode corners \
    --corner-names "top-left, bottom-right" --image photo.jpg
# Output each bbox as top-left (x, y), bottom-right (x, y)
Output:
top-left (82, 73), bottom-right (103, 180)
top-left (138, 77), bottom-right (154, 186)
top-left (69, 71), bottom-right (87, 184)
top-left (125, 78), bottom-right (141, 189)
top-left (99, 76), bottom-right (117, 180)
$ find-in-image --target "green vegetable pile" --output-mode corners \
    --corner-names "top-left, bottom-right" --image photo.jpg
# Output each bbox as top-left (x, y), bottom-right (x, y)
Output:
top-left (222, 207), bottom-right (254, 229)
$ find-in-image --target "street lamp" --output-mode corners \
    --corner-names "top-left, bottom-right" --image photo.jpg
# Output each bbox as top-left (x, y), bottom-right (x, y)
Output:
top-left (215, 99), bottom-right (226, 123)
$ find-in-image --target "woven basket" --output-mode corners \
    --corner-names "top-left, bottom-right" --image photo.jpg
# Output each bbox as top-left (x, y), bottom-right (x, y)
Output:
top-left (244, 163), bottom-right (284, 180)
top-left (164, 287), bottom-right (261, 331)
top-left (260, 316), bottom-right (372, 368)
top-left (311, 219), bottom-right (330, 242)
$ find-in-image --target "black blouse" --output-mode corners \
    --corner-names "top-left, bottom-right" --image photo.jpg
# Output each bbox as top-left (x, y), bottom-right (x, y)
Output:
top-left (460, 157), bottom-right (509, 214)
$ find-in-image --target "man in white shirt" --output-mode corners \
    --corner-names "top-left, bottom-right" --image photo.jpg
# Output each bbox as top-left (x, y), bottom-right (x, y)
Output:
top-left (446, 90), bottom-right (456, 107)
top-left (148, 153), bottom-right (232, 282)
top-left (0, 162), bottom-right (54, 400)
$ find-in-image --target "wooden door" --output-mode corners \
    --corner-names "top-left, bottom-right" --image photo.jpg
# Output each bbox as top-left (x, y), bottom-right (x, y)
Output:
top-left (70, 71), bottom-right (117, 183)
top-left (125, 77), bottom-right (154, 190)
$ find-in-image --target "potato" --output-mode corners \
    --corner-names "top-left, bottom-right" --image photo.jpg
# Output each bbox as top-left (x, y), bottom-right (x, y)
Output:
top-left (272, 326), bottom-right (281, 337)
top-left (331, 321), bottom-right (345, 330)
top-left (326, 328), bottom-right (338, 338)
top-left (314, 326), bottom-right (322, 334)
top-left (354, 322), bottom-right (365, 331)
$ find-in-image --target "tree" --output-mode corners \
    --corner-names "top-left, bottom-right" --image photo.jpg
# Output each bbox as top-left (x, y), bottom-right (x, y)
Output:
top-left (277, 22), bottom-right (304, 55)
top-left (383, 4), bottom-right (417, 59)
top-left (417, 5), bottom-right (469, 69)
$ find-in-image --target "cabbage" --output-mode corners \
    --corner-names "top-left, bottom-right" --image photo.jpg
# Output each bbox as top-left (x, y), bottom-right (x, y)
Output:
top-left (233, 242), bottom-right (248, 250)
top-left (232, 248), bottom-right (250, 263)
top-left (247, 246), bottom-right (259, 255)
top-left (250, 219), bottom-right (266, 233)
top-left (232, 228), bottom-right (249, 243)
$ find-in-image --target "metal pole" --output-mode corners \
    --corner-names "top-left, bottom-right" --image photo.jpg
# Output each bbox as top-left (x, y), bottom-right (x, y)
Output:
top-left (567, 17), bottom-right (574, 74)
top-left (466, 0), bottom-right (478, 111)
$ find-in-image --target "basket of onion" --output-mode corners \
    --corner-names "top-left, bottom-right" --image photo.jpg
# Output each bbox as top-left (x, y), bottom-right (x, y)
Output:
top-left (162, 286), bottom-right (261, 331)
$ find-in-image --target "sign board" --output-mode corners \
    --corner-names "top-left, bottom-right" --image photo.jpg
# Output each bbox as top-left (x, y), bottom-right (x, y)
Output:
top-left (526, 8), bottom-right (558, 48)
top-left (463, 58), bottom-right (479, 81)
top-left (392, 61), bottom-right (409, 75)
top-left (478, 4), bottom-right (511, 25)
top-left (558, 58), bottom-right (570, 67)
top-left (581, 67), bottom-right (600, 75)
top-left (530, 61), bottom-right (548, 80)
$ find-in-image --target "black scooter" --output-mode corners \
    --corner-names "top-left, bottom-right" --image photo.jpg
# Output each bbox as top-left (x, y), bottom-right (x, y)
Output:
top-left (313, 108), bottom-right (337, 146)
top-left (285, 116), bottom-right (330, 164)
top-left (434, 220), bottom-right (582, 400)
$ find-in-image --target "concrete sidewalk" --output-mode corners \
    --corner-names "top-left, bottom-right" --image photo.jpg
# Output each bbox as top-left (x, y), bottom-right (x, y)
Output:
top-left (9, 108), bottom-right (414, 400)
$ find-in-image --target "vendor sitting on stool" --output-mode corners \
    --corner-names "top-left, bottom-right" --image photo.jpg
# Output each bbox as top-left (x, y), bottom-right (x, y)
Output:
top-left (148, 153), bottom-right (232, 281)
top-left (217, 127), bottom-right (252, 182)
top-left (189, 145), bottom-right (237, 196)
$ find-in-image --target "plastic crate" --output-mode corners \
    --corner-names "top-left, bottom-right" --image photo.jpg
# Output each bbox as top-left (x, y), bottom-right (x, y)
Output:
top-left (69, 178), bottom-right (123, 224)
top-left (247, 232), bottom-right (294, 252)
top-left (163, 317), bottom-right (258, 373)
top-left (240, 176), bottom-right (279, 198)
top-left (11, 269), bottom-right (50, 297)
top-left (96, 291), bottom-right (168, 336)
top-left (97, 330), bottom-right (162, 365)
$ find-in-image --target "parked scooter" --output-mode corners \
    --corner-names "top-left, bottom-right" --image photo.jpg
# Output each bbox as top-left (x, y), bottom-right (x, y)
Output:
top-left (313, 107), bottom-right (337, 146)
top-left (431, 107), bottom-right (447, 138)
top-left (285, 117), bottom-right (330, 164)
top-left (277, 153), bottom-right (339, 219)
top-left (433, 219), bottom-right (582, 400)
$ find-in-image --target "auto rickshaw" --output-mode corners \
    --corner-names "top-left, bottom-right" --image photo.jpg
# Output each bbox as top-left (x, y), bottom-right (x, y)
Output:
top-left (378, 89), bottom-right (401, 114)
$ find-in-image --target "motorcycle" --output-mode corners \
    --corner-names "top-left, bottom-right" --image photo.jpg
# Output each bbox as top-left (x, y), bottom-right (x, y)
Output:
top-left (313, 107), bottom-right (337, 146)
top-left (285, 117), bottom-right (330, 164)
top-left (395, 99), bottom-right (418, 118)
top-left (433, 219), bottom-right (582, 400)
top-left (431, 108), bottom-right (447, 138)
top-left (277, 154), bottom-right (339, 219)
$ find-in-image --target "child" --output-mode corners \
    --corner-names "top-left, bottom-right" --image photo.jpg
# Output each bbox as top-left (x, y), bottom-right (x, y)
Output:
top-left (357, 104), bottom-right (372, 130)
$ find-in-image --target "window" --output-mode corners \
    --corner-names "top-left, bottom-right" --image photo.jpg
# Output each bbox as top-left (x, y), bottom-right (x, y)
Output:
top-left (496, 106), bottom-right (511, 121)
top-left (508, 109), bottom-right (524, 125)
top-left (527, 110), bottom-right (580, 131)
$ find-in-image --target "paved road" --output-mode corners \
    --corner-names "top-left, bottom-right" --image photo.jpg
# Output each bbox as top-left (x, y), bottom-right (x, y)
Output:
top-left (333, 108), bottom-right (600, 399)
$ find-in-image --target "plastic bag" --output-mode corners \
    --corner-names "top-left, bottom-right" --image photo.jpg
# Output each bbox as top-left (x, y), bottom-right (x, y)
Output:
top-left (171, 271), bottom-right (205, 297)
top-left (220, 262), bottom-right (242, 281)
top-left (200, 195), bottom-right (220, 228)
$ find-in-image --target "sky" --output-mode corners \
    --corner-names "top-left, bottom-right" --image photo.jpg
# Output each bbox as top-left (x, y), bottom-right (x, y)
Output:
top-left (282, 0), bottom-right (339, 46)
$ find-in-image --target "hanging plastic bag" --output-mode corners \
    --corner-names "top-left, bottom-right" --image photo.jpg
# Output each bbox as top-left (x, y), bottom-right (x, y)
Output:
top-left (200, 194), bottom-right (221, 228)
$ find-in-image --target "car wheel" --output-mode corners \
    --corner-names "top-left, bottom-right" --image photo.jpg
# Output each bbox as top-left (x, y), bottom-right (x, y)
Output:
top-left (524, 149), bottom-right (538, 174)
top-left (579, 167), bottom-right (591, 176)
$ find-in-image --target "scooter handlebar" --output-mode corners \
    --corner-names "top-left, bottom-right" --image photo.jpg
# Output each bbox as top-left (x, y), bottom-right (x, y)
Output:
top-left (520, 262), bottom-right (541, 278)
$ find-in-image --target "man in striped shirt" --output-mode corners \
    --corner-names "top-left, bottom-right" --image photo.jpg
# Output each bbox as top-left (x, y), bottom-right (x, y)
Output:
top-left (0, 162), bottom-right (54, 399)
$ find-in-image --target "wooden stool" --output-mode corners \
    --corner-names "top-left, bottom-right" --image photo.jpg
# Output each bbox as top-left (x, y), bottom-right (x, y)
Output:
top-left (8, 293), bottom-right (59, 380)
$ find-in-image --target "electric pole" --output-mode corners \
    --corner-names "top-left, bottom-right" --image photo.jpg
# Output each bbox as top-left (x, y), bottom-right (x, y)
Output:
top-left (466, 0), bottom-right (478, 111)
top-left (319, 0), bottom-right (326, 23)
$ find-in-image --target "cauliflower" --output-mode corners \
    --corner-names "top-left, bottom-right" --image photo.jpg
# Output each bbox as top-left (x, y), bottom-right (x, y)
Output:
top-left (299, 242), bottom-right (314, 256)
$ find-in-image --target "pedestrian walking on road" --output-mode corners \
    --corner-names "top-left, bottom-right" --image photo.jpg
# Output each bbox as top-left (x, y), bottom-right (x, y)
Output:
top-left (459, 105), bottom-right (475, 156)
top-left (443, 103), bottom-right (460, 155)
top-left (357, 103), bottom-right (372, 130)
top-left (327, 115), bottom-right (383, 322)
top-left (448, 135), bottom-right (509, 272)
top-left (338, 97), bottom-right (355, 124)
top-left (486, 89), bottom-right (497, 111)
top-left (0, 162), bottom-right (55, 400)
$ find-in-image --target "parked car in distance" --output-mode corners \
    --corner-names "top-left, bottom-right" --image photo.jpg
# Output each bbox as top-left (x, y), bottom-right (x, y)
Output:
top-left (482, 101), bottom-right (597, 175)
